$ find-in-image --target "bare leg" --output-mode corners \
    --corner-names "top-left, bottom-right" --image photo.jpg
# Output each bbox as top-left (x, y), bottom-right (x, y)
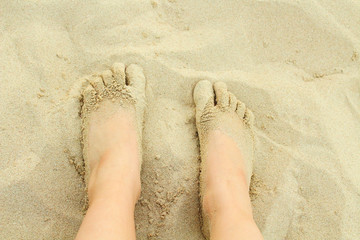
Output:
top-left (75, 63), bottom-right (146, 240)
top-left (194, 80), bottom-right (263, 240)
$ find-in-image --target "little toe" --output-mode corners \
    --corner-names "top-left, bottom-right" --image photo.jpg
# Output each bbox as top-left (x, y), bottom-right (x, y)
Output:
top-left (125, 64), bottom-right (146, 92)
top-left (229, 92), bottom-right (237, 111)
top-left (214, 82), bottom-right (230, 107)
top-left (235, 100), bottom-right (246, 118)
top-left (82, 85), bottom-right (96, 104)
top-left (194, 80), bottom-right (215, 113)
top-left (101, 70), bottom-right (114, 86)
top-left (89, 76), bottom-right (105, 94)
top-left (244, 108), bottom-right (255, 126)
top-left (111, 62), bottom-right (126, 87)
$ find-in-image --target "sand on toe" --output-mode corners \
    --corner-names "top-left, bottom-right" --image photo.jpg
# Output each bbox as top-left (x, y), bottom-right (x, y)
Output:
top-left (0, 0), bottom-right (360, 239)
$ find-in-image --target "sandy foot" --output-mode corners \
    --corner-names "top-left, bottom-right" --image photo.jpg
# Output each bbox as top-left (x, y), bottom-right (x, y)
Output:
top-left (194, 80), bottom-right (255, 239)
top-left (80, 63), bottom-right (146, 189)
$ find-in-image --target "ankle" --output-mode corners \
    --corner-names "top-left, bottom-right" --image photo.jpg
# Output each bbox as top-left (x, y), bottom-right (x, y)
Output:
top-left (87, 150), bottom-right (141, 206)
top-left (88, 173), bottom-right (141, 207)
top-left (202, 176), bottom-right (253, 220)
top-left (203, 196), bottom-right (255, 230)
top-left (89, 186), bottom-right (140, 209)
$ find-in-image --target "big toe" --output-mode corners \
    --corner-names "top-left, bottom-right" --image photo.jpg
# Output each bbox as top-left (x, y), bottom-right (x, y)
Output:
top-left (194, 80), bottom-right (214, 118)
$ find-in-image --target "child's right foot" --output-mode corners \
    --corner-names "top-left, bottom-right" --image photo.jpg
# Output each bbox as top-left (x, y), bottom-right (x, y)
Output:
top-left (194, 80), bottom-right (261, 240)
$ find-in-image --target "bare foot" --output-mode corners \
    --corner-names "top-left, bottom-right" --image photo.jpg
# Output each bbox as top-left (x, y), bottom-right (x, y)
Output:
top-left (80, 63), bottom-right (146, 204)
top-left (194, 80), bottom-right (257, 239)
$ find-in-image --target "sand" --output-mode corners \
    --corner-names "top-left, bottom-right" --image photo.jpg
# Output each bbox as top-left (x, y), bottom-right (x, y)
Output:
top-left (0, 0), bottom-right (359, 239)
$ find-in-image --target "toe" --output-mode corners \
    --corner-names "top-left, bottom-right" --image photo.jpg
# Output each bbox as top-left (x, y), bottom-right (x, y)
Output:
top-left (101, 70), bottom-right (114, 86)
top-left (125, 64), bottom-right (146, 91)
top-left (111, 62), bottom-right (126, 87)
top-left (229, 92), bottom-right (237, 111)
top-left (235, 100), bottom-right (246, 118)
top-left (82, 85), bottom-right (96, 104)
top-left (244, 108), bottom-right (255, 126)
top-left (88, 76), bottom-right (105, 93)
top-left (194, 80), bottom-right (215, 112)
top-left (214, 82), bottom-right (229, 107)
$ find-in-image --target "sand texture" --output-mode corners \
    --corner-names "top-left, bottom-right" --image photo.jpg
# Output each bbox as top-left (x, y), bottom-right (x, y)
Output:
top-left (0, 0), bottom-right (359, 239)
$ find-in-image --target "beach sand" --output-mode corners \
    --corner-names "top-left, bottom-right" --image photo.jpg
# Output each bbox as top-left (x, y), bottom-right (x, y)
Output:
top-left (0, 0), bottom-right (359, 239)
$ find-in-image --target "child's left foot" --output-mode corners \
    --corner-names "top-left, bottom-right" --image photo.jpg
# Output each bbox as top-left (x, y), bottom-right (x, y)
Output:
top-left (80, 63), bottom-right (146, 203)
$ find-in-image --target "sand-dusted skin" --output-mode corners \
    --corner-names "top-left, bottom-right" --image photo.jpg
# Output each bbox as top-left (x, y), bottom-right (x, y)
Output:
top-left (80, 63), bottom-right (146, 203)
top-left (194, 80), bottom-right (255, 239)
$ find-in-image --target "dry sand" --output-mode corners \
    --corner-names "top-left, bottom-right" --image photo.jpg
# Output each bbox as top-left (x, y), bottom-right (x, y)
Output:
top-left (0, 0), bottom-right (359, 239)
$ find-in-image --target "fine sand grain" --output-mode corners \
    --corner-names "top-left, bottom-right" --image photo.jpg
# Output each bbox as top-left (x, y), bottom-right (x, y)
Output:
top-left (0, 0), bottom-right (359, 239)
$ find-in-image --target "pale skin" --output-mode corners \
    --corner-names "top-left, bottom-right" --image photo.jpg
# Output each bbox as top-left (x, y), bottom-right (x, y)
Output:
top-left (201, 131), bottom-right (263, 239)
top-left (75, 63), bottom-right (263, 240)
